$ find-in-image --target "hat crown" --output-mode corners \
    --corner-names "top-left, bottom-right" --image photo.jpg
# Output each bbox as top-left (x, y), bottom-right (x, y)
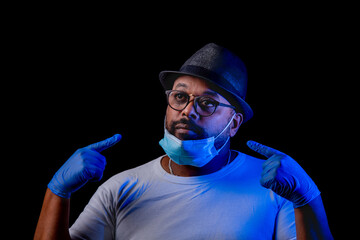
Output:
top-left (180, 43), bottom-right (248, 99)
top-left (159, 43), bottom-right (253, 122)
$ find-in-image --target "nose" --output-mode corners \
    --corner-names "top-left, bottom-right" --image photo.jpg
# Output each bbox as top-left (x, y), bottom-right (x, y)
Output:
top-left (182, 97), bottom-right (199, 119)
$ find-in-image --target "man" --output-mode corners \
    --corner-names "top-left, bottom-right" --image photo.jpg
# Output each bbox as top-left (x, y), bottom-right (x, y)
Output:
top-left (34, 43), bottom-right (333, 239)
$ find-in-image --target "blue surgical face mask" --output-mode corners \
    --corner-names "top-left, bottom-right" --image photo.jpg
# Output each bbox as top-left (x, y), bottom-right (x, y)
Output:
top-left (159, 114), bottom-right (236, 167)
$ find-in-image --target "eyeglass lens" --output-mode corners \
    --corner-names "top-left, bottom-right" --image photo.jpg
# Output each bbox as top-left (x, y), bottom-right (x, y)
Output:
top-left (167, 91), bottom-right (218, 117)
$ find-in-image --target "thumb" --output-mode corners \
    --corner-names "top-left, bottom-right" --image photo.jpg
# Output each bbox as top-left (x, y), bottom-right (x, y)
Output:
top-left (86, 134), bottom-right (122, 152)
top-left (246, 140), bottom-right (282, 159)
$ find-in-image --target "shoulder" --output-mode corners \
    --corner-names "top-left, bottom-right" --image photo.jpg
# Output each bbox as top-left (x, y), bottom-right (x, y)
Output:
top-left (94, 157), bottom-right (162, 199)
top-left (233, 150), bottom-right (293, 207)
top-left (240, 151), bottom-right (265, 165)
top-left (232, 150), bottom-right (265, 175)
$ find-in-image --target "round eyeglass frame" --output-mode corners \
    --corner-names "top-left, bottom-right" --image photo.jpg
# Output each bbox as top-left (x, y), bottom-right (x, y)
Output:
top-left (165, 90), bottom-right (235, 117)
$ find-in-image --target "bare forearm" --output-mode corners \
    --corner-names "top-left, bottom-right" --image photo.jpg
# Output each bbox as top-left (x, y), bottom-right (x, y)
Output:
top-left (294, 195), bottom-right (333, 240)
top-left (34, 188), bottom-right (71, 240)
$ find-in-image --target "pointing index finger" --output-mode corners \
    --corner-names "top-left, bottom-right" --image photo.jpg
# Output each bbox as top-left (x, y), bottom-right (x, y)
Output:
top-left (246, 140), bottom-right (282, 159)
top-left (86, 134), bottom-right (122, 152)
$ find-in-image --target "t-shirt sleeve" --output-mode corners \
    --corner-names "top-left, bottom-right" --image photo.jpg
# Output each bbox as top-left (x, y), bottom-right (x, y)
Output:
top-left (274, 198), bottom-right (297, 240)
top-left (69, 182), bottom-right (116, 240)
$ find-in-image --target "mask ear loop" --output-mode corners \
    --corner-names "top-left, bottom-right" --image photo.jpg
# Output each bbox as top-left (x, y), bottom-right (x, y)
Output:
top-left (214, 113), bottom-right (236, 152)
top-left (215, 113), bottom-right (237, 139)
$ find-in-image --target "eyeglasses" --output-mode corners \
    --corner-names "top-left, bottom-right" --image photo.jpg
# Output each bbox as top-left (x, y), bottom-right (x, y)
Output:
top-left (165, 90), bottom-right (235, 117)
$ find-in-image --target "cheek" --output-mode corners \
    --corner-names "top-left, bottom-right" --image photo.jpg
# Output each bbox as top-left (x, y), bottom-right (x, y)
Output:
top-left (203, 114), bottom-right (231, 136)
top-left (166, 106), bottom-right (175, 119)
top-left (165, 106), bottom-right (177, 129)
top-left (199, 120), bottom-right (220, 137)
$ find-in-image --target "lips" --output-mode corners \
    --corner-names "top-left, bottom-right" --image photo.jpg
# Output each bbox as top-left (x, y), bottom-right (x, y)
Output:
top-left (169, 119), bottom-right (205, 138)
top-left (170, 120), bottom-right (206, 140)
top-left (175, 123), bottom-right (192, 130)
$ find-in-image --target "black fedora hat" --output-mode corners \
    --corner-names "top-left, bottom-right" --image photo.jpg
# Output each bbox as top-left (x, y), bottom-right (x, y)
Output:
top-left (159, 43), bottom-right (253, 122)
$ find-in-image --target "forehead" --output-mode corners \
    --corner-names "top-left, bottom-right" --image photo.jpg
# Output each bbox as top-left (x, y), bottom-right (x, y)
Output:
top-left (172, 75), bottom-right (219, 97)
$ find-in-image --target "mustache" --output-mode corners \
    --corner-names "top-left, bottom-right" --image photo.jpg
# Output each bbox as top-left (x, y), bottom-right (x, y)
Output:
top-left (169, 118), bottom-right (205, 136)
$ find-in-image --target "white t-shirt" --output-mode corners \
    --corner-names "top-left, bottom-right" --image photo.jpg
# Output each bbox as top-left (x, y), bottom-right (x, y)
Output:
top-left (70, 150), bottom-right (296, 240)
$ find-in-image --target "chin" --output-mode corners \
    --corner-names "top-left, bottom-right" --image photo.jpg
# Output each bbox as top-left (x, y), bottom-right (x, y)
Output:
top-left (175, 131), bottom-right (207, 141)
top-left (176, 134), bottom-right (197, 140)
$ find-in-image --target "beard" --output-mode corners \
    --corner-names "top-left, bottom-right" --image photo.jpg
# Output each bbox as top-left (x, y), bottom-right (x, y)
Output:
top-left (166, 118), bottom-right (208, 140)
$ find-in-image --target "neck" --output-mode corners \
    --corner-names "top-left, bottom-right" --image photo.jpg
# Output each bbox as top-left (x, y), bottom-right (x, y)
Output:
top-left (163, 142), bottom-right (234, 177)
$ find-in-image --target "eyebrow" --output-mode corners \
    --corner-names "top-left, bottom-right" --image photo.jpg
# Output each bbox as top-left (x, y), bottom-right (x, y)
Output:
top-left (202, 90), bottom-right (219, 97)
top-left (174, 83), bottom-right (219, 98)
top-left (174, 83), bottom-right (188, 89)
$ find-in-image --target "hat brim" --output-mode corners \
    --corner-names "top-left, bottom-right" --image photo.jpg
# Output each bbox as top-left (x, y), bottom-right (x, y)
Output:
top-left (159, 70), bottom-right (253, 122)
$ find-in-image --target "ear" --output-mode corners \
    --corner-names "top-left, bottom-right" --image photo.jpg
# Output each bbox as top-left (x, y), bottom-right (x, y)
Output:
top-left (230, 112), bottom-right (243, 137)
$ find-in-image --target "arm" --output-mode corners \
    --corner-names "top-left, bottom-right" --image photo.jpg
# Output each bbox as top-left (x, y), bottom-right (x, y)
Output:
top-left (34, 189), bottom-right (71, 240)
top-left (247, 141), bottom-right (333, 239)
top-left (294, 195), bottom-right (333, 240)
top-left (34, 134), bottom-right (121, 240)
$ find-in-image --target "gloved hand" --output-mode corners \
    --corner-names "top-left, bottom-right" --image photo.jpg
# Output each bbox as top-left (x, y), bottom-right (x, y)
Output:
top-left (247, 140), bottom-right (320, 208)
top-left (48, 134), bottom-right (122, 198)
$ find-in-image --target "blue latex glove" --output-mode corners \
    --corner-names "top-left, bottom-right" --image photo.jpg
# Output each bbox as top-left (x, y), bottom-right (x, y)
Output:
top-left (247, 140), bottom-right (320, 208)
top-left (48, 134), bottom-right (122, 198)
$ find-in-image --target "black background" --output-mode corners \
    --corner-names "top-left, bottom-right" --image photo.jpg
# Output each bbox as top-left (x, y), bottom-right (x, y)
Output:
top-left (5, 4), bottom-right (355, 239)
